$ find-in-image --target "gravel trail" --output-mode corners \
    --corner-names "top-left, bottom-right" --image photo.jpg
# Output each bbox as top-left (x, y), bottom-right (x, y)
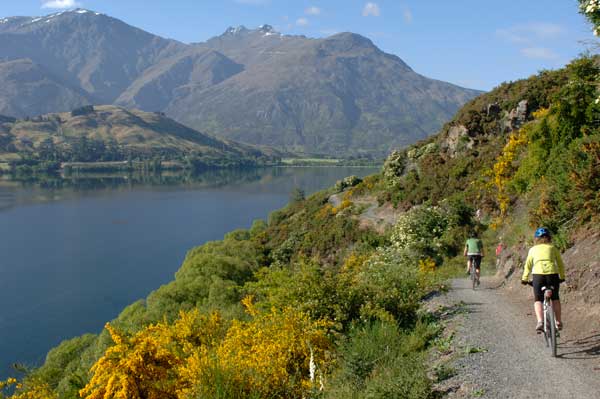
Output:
top-left (437, 278), bottom-right (600, 399)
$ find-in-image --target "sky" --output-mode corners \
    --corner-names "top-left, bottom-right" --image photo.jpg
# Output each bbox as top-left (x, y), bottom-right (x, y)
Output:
top-left (1, 0), bottom-right (595, 91)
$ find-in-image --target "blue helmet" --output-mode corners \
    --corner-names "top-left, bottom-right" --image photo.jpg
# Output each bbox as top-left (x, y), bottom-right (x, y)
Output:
top-left (534, 227), bottom-right (550, 238)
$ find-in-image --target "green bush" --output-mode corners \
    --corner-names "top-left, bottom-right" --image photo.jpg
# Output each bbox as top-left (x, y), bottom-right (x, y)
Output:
top-left (326, 321), bottom-right (434, 399)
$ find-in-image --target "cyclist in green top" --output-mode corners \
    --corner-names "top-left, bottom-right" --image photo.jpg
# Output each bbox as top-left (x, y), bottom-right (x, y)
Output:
top-left (521, 227), bottom-right (566, 333)
top-left (464, 232), bottom-right (484, 285)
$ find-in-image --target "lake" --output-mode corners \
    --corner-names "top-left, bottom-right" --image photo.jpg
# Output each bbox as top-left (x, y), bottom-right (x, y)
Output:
top-left (0, 167), bottom-right (378, 379)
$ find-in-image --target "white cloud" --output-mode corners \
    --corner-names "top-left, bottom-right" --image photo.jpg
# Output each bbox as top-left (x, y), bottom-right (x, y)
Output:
top-left (296, 17), bottom-right (309, 27)
top-left (362, 2), bottom-right (380, 17)
top-left (305, 6), bottom-right (321, 16)
top-left (403, 9), bottom-right (413, 24)
top-left (520, 47), bottom-right (560, 60)
top-left (41, 0), bottom-right (81, 9)
top-left (496, 22), bottom-right (564, 44)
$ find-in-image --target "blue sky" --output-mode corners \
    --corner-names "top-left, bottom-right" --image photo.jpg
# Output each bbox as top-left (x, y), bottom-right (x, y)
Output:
top-left (1, 0), bottom-right (594, 90)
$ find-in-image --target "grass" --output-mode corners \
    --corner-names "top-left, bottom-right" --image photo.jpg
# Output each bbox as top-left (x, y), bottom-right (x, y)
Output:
top-left (465, 346), bottom-right (487, 354)
top-left (433, 364), bottom-right (456, 382)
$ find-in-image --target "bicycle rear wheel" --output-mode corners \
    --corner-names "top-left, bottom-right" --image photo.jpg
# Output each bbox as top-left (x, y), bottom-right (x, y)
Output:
top-left (547, 306), bottom-right (557, 357)
top-left (471, 268), bottom-right (476, 290)
top-left (543, 310), bottom-right (549, 347)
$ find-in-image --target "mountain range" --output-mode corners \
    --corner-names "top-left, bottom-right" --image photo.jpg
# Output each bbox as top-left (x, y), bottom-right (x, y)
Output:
top-left (0, 9), bottom-right (482, 156)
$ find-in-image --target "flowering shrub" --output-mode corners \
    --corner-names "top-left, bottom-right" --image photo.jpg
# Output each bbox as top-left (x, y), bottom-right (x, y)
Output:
top-left (79, 310), bottom-right (225, 399)
top-left (580, 0), bottom-right (600, 34)
top-left (489, 128), bottom-right (528, 226)
top-left (79, 301), bottom-right (330, 399)
top-left (213, 302), bottom-right (331, 397)
top-left (0, 378), bottom-right (57, 399)
top-left (334, 175), bottom-right (362, 193)
top-left (332, 199), bottom-right (353, 215)
top-left (390, 205), bottom-right (449, 261)
top-left (382, 150), bottom-right (407, 187)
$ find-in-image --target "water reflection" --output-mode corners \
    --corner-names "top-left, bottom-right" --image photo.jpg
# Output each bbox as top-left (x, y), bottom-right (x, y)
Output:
top-left (0, 167), bottom-right (379, 211)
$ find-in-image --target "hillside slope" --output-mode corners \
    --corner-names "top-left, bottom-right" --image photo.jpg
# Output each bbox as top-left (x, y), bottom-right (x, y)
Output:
top-left (0, 59), bottom-right (92, 117)
top-left (165, 30), bottom-right (480, 156)
top-left (0, 105), bottom-right (279, 170)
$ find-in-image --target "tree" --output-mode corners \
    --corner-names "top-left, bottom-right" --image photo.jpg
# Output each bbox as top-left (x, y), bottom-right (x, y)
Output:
top-left (290, 187), bottom-right (305, 202)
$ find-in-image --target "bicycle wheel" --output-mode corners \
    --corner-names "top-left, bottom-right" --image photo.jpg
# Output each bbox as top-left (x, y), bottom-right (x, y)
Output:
top-left (471, 268), bottom-right (476, 290)
top-left (542, 309), bottom-right (549, 347)
top-left (547, 305), bottom-right (557, 357)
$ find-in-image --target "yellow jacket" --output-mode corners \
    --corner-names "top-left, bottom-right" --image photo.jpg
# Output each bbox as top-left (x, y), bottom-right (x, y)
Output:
top-left (522, 243), bottom-right (565, 281)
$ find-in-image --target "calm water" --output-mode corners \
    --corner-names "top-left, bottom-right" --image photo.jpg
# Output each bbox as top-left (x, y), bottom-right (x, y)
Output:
top-left (0, 167), bottom-right (378, 378)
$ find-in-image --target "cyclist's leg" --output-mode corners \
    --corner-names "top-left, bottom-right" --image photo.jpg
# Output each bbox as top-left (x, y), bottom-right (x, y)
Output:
top-left (553, 300), bottom-right (562, 328)
top-left (532, 274), bottom-right (545, 331)
top-left (534, 301), bottom-right (543, 323)
top-left (550, 274), bottom-right (562, 327)
top-left (466, 257), bottom-right (471, 274)
top-left (473, 255), bottom-right (482, 283)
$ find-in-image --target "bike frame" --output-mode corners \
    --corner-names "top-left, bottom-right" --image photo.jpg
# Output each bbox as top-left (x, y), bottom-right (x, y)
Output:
top-left (541, 285), bottom-right (558, 357)
top-left (526, 282), bottom-right (558, 357)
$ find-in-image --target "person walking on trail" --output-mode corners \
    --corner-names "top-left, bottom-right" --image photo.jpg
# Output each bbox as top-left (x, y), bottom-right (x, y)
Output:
top-left (521, 227), bottom-right (566, 333)
top-left (464, 232), bottom-right (484, 285)
top-left (495, 238), bottom-right (503, 267)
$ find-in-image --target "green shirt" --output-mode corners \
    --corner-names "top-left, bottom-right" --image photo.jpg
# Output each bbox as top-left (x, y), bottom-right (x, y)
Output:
top-left (465, 238), bottom-right (483, 255)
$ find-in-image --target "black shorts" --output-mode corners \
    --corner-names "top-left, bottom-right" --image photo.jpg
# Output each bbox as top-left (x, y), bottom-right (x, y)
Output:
top-left (468, 255), bottom-right (482, 270)
top-left (532, 274), bottom-right (560, 302)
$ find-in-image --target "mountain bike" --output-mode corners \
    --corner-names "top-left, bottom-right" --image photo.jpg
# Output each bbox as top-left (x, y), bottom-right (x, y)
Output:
top-left (467, 256), bottom-right (480, 290)
top-left (526, 282), bottom-right (558, 357)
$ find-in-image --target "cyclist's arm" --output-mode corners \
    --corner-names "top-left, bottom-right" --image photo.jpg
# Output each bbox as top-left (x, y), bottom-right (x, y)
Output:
top-left (522, 251), bottom-right (534, 281)
top-left (553, 247), bottom-right (566, 280)
top-left (463, 244), bottom-right (468, 256)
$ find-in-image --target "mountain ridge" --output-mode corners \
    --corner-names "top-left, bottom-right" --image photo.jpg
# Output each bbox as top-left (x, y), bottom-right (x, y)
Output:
top-left (0, 8), bottom-right (482, 156)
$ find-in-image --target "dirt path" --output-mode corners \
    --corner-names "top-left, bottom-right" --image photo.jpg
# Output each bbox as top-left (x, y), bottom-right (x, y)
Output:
top-left (328, 193), bottom-right (400, 232)
top-left (434, 278), bottom-right (600, 399)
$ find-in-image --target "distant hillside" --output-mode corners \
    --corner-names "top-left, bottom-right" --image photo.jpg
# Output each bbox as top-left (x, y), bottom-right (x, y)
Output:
top-left (0, 9), bottom-right (481, 157)
top-left (0, 105), bottom-right (279, 172)
top-left (0, 58), bottom-right (92, 117)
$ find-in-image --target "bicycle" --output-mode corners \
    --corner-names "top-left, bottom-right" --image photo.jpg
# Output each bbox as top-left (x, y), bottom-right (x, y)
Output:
top-left (526, 281), bottom-right (558, 357)
top-left (467, 256), bottom-right (480, 290)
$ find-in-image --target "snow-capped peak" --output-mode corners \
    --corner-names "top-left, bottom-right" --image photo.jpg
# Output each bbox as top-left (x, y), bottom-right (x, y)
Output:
top-left (19, 8), bottom-right (104, 26)
top-left (224, 25), bottom-right (248, 35)
top-left (258, 24), bottom-right (281, 37)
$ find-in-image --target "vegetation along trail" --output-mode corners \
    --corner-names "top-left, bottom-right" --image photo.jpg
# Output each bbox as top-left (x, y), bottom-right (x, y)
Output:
top-left (435, 278), bottom-right (600, 399)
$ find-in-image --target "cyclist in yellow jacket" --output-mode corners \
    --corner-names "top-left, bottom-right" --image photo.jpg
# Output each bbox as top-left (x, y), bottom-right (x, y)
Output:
top-left (521, 227), bottom-right (566, 333)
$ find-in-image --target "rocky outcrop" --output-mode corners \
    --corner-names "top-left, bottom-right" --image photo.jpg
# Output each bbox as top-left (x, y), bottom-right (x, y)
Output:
top-left (440, 125), bottom-right (473, 157)
top-left (486, 102), bottom-right (501, 118)
top-left (504, 100), bottom-right (529, 132)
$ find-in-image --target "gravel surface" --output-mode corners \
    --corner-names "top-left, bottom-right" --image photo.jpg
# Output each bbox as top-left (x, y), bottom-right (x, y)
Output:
top-left (436, 278), bottom-right (600, 399)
